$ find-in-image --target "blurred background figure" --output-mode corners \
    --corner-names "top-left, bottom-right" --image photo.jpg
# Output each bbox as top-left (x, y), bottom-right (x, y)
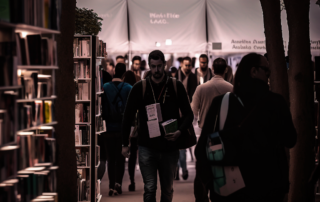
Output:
top-left (116, 55), bottom-right (125, 64)
top-left (169, 66), bottom-right (178, 77)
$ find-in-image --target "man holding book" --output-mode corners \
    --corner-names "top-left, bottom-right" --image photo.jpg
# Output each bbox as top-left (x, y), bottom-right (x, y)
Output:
top-left (121, 50), bottom-right (193, 202)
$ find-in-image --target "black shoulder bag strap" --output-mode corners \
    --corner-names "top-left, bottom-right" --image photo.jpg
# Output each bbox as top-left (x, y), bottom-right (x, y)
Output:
top-left (112, 82), bottom-right (125, 105)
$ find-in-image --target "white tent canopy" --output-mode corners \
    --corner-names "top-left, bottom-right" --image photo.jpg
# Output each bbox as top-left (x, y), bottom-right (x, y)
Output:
top-left (77, 0), bottom-right (320, 55)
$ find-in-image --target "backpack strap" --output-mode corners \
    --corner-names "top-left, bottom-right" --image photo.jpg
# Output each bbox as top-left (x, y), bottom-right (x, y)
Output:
top-left (219, 92), bottom-right (230, 130)
top-left (142, 79), bottom-right (146, 98)
top-left (112, 82), bottom-right (125, 105)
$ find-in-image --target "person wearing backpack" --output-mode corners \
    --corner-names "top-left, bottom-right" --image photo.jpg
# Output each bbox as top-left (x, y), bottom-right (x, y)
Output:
top-left (121, 50), bottom-right (194, 202)
top-left (195, 53), bottom-right (297, 201)
top-left (101, 63), bottom-right (132, 196)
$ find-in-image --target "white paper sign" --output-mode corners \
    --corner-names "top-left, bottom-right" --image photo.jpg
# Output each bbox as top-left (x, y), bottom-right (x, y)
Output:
top-left (146, 103), bottom-right (163, 122)
top-left (147, 119), bottom-right (161, 138)
top-left (219, 166), bottom-right (245, 196)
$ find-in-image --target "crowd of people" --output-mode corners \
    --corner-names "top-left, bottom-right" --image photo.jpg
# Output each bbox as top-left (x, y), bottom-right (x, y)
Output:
top-left (98, 50), bottom-right (297, 202)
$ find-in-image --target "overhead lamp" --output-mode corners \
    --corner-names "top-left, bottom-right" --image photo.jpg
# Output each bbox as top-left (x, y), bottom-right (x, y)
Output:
top-left (155, 42), bottom-right (161, 47)
top-left (165, 39), bottom-right (172, 46)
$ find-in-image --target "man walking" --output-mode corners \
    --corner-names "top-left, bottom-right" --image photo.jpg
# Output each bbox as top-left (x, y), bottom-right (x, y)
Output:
top-left (122, 50), bottom-right (193, 202)
top-left (191, 58), bottom-right (233, 202)
top-left (100, 63), bottom-right (132, 196)
top-left (194, 54), bottom-right (213, 86)
top-left (174, 56), bottom-right (197, 180)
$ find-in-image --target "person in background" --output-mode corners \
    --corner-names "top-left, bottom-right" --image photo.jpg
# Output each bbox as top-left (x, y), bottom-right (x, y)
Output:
top-left (122, 50), bottom-right (193, 202)
top-left (191, 58), bottom-right (233, 202)
top-left (169, 66), bottom-right (178, 78)
top-left (174, 56), bottom-right (197, 181)
top-left (131, 56), bottom-right (143, 82)
top-left (106, 59), bottom-right (115, 78)
top-left (194, 54), bottom-right (214, 86)
top-left (116, 55), bottom-right (125, 64)
top-left (122, 70), bottom-right (140, 191)
top-left (102, 63), bottom-right (132, 196)
top-left (224, 66), bottom-right (234, 84)
top-left (195, 53), bottom-right (297, 202)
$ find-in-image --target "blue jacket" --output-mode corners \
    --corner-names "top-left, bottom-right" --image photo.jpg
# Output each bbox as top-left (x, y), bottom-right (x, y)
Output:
top-left (102, 81), bottom-right (132, 132)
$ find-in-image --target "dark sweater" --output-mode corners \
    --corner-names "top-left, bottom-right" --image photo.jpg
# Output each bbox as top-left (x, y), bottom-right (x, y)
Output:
top-left (122, 75), bottom-right (194, 152)
top-left (195, 78), bottom-right (297, 200)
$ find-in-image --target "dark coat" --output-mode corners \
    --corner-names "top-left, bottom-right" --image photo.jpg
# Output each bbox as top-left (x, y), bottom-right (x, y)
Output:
top-left (175, 69), bottom-right (197, 103)
top-left (195, 78), bottom-right (297, 201)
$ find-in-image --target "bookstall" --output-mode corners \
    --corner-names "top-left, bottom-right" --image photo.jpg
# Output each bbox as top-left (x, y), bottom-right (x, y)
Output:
top-left (0, 1), bottom-right (61, 201)
top-left (73, 35), bottom-right (106, 202)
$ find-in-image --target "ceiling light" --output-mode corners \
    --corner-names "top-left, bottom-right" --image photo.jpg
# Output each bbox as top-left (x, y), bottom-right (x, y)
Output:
top-left (165, 39), bottom-right (172, 46)
top-left (155, 42), bottom-right (161, 47)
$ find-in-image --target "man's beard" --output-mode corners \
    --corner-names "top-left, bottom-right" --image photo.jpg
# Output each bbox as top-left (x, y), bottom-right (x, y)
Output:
top-left (200, 66), bottom-right (208, 72)
top-left (153, 72), bottom-right (163, 78)
top-left (184, 69), bottom-right (191, 75)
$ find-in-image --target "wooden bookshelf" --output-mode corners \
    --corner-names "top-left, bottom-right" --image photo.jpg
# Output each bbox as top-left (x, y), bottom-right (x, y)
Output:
top-left (0, 7), bottom-right (60, 200)
top-left (73, 35), bottom-right (105, 202)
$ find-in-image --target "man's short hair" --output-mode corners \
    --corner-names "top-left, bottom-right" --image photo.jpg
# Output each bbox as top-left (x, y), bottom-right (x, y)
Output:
top-left (116, 55), bottom-right (125, 61)
top-left (199, 54), bottom-right (208, 62)
top-left (114, 63), bottom-right (126, 78)
top-left (132, 56), bottom-right (141, 63)
top-left (183, 56), bottom-right (192, 63)
top-left (213, 58), bottom-right (227, 75)
top-left (148, 50), bottom-right (165, 64)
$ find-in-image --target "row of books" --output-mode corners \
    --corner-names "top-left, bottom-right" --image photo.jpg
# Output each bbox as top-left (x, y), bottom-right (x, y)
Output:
top-left (0, 93), bottom-right (16, 146)
top-left (97, 40), bottom-right (106, 58)
top-left (96, 116), bottom-right (106, 133)
top-left (95, 95), bottom-right (102, 115)
top-left (76, 82), bottom-right (90, 101)
top-left (0, 148), bottom-right (17, 183)
top-left (77, 169), bottom-right (90, 201)
top-left (75, 125), bottom-right (90, 146)
top-left (75, 103), bottom-right (90, 123)
top-left (95, 65), bottom-right (103, 93)
top-left (16, 33), bottom-right (57, 66)
top-left (74, 60), bottom-right (90, 79)
top-left (76, 147), bottom-right (89, 167)
top-left (73, 38), bottom-right (90, 57)
top-left (19, 72), bottom-right (54, 99)
top-left (1, 0), bottom-right (61, 30)
top-left (17, 100), bottom-right (54, 130)
top-left (17, 168), bottom-right (57, 202)
top-left (17, 133), bottom-right (56, 170)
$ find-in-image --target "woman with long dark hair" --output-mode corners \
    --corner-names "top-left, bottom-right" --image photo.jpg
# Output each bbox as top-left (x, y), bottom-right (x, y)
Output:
top-left (195, 53), bottom-right (297, 202)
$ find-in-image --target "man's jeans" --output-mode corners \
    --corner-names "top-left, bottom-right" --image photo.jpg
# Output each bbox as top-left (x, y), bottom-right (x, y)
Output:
top-left (139, 146), bottom-right (179, 202)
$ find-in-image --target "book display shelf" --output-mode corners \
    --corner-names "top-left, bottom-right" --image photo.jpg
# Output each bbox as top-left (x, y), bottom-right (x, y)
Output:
top-left (0, 1), bottom-right (61, 201)
top-left (73, 35), bottom-right (106, 202)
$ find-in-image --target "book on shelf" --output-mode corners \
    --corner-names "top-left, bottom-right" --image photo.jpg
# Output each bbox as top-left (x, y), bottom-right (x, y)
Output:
top-left (17, 132), bottom-right (34, 170)
top-left (74, 60), bottom-right (90, 79)
top-left (0, 148), bottom-right (17, 182)
top-left (0, 56), bottom-right (18, 87)
top-left (161, 119), bottom-right (178, 134)
top-left (0, 93), bottom-right (16, 145)
top-left (76, 82), bottom-right (90, 100)
top-left (75, 103), bottom-right (90, 123)
top-left (73, 38), bottom-right (90, 57)
top-left (44, 100), bottom-right (53, 123)
top-left (76, 125), bottom-right (90, 145)
top-left (2, 0), bottom-right (61, 30)
top-left (34, 134), bottom-right (48, 165)
top-left (76, 147), bottom-right (89, 167)
top-left (0, 181), bottom-right (16, 202)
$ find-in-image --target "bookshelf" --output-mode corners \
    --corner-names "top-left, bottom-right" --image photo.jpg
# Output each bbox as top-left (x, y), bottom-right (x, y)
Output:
top-left (0, 1), bottom-right (61, 200)
top-left (73, 35), bottom-right (105, 202)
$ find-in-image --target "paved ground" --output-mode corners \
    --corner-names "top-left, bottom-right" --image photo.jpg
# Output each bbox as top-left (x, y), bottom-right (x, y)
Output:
top-left (100, 159), bottom-right (196, 202)
top-left (100, 124), bottom-right (201, 202)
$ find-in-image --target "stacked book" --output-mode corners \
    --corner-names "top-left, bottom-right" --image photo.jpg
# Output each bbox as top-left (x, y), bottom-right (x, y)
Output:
top-left (75, 103), bottom-right (90, 123)
top-left (75, 125), bottom-right (90, 146)
top-left (16, 34), bottom-right (58, 66)
top-left (77, 169), bottom-right (90, 201)
top-left (76, 147), bottom-right (89, 167)
top-left (73, 38), bottom-right (90, 57)
top-left (74, 60), bottom-right (90, 79)
top-left (97, 40), bottom-right (106, 57)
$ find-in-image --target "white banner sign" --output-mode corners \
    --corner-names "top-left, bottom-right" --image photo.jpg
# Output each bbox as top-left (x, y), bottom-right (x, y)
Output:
top-left (76, 0), bottom-right (129, 54)
top-left (128, 0), bottom-right (207, 53)
top-left (207, 0), bottom-right (320, 55)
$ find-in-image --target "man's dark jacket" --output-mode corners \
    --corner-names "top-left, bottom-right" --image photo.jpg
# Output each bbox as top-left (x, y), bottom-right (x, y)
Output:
top-left (174, 69), bottom-right (197, 103)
